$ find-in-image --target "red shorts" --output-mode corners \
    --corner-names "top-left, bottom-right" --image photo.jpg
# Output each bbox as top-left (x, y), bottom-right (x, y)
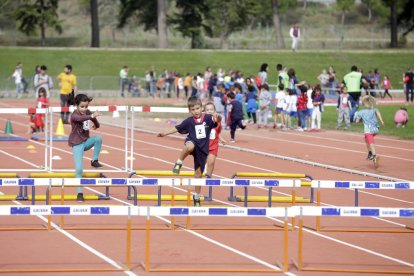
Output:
top-left (209, 146), bottom-right (218, 157)
top-left (364, 133), bottom-right (376, 145)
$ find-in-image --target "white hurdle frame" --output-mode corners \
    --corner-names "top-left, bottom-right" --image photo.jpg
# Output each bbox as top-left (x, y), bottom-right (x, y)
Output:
top-left (48, 106), bottom-right (130, 173)
top-left (129, 106), bottom-right (188, 171)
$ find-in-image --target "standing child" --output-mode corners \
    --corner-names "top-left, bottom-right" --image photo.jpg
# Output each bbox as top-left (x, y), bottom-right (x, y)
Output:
top-left (296, 85), bottom-right (308, 131)
top-left (68, 94), bottom-right (104, 202)
top-left (394, 107), bottom-right (409, 128)
top-left (354, 96), bottom-right (385, 168)
top-left (157, 96), bottom-right (217, 206)
top-left (382, 75), bottom-right (393, 100)
top-left (274, 84), bottom-right (285, 128)
top-left (286, 88), bottom-right (298, 129)
top-left (336, 86), bottom-right (352, 129)
top-left (35, 87), bottom-right (49, 132)
top-left (205, 102), bottom-right (226, 177)
top-left (228, 92), bottom-right (246, 142)
top-left (245, 81), bottom-right (258, 125)
top-left (257, 84), bottom-right (272, 128)
top-left (311, 85), bottom-right (325, 130)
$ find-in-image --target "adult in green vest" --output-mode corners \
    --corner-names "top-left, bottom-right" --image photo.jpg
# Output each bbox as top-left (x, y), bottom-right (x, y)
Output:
top-left (343, 65), bottom-right (362, 122)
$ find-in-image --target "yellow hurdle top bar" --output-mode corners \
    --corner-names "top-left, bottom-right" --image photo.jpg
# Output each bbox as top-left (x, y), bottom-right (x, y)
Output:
top-left (134, 170), bottom-right (205, 177)
top-left (0, 173), bottom-right (19, 178)
top-left (234, 172), bottom-right (307, 178)
top-left (28, 172), bottom-right (103, 178)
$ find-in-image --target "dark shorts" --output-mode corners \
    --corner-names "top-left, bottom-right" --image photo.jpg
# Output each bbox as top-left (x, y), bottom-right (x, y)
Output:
top-left (185, 139), bottom-right (208, 172)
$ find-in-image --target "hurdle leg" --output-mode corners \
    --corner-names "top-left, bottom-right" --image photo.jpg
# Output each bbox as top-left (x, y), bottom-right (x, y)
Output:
top-left (244, 187), bottom-right (248, 207)
top-left (60, 182), bottom-right (65, 228)
top-left (204, 174), bottom-right (213, 201)
top-left (17, 186), bottom-right (24, 200)
top-left (145, 210), bottom-right (151, 272)
top-left (186, 187), bottom-right (191, 228)
top-left (31, 187), bottom-right (35, 205)
top-left (268, 187), bottom-right (272, 207)
top-left (297, 209), bottom-right (303, 270)
top-left (47, 185), bottom-right (52, 230)
top-left (157, 187), bottom-right (162, 206)
top-left (355, 189), bottom-right (359, 207)
top-left (126, 207), bottom-right (131, 270)
top-left (316, 184), bottom-right (321, 231)
top-left (171, 187), bottom-right (175, 230)
top-left (228, 187), bottom-right (236, 201)
top-left (283, 208), bottom-right (289, 272)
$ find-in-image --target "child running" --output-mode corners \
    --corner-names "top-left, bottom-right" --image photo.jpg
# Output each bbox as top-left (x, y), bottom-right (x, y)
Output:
top-left (205, 102), bottom-right (226, 177)
top-left (227, 91), bottom-right (246, 142)
top-left (354, 96), bottom-right (385, 168)
top-left (68, 94), bottom-right (103, 202)
top-left (157, 96), bottom-right (217, 206)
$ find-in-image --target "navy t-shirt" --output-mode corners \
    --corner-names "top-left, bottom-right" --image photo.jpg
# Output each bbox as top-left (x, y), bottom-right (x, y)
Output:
top-left (175, 114), bottom-right (216, 155)
top-left (230, 100), bottom-right (244, 121)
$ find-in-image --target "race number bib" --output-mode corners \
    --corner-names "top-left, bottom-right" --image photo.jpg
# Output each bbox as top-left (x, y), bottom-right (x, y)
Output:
top-left (195, 124), bottom-right (206, 139)
top-left (210, 129), bottom-right (216, 140)
top-left (83, 120), bottom-right (90, 131)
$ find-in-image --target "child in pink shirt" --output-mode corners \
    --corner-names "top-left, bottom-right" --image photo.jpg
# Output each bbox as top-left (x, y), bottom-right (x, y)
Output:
top-left (394, 107), bottom-right (409, 128)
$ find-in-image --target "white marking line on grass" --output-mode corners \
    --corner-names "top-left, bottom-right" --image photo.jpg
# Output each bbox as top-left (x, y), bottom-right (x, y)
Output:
top-left (126, 153), bottom-right (414, 269)
top-left (0, 192), bottom-right (137, 276)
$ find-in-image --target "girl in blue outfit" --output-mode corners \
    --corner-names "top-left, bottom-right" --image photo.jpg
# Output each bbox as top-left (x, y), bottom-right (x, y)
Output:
top-left (245, 78), bottom-right (258, 124)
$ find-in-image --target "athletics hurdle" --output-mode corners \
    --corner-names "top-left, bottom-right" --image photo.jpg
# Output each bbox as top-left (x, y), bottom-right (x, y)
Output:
top-left (28, 172), bottom-right (108, 203)
top-left (295, 206), bottom-right (414, 274)
top-left (229, 172), bottom-right (314, 207)
top-left (141, 206), bottom-right (291, 273)
top-left (0, 173), bottom-right (23, 201)
top-left (0, 205), bottom-right (133, 273)
top-left (129, 170), bottom-right (212, 205)
top-left (311, 180), bottom-right (414, 233)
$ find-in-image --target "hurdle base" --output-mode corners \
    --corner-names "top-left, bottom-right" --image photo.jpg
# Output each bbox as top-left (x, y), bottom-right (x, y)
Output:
top-left (304, 225), bottom-right (414, 234)
top-left (140, 262), bottom-right (283, 273)
top-left (235, 195), bottom-right (311, 203)
top-left (128, 194), bottom-right (204, 202)
top-left (28, 194), bottom-right (101, 201)
top-left (0, 136), bottom-right (28, 141)
top-left (31, 135), bottom-right (69, 142)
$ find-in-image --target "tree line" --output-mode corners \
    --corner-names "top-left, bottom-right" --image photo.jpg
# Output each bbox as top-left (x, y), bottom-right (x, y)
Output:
top-left (2, 0), bottom-right (413, 49)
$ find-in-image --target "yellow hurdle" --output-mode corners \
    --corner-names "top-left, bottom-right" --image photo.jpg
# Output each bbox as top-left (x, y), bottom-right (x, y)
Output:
top-left (230, 172), bottom-right (314, 208)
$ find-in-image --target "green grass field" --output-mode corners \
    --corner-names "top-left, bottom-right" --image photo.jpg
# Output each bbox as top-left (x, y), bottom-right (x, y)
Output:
top-left (323, 105), bottom-right (413, 140)
top-left (0, 47), bottom-right (413, 139)
top-left (1, 47), bottom-right (413, 86)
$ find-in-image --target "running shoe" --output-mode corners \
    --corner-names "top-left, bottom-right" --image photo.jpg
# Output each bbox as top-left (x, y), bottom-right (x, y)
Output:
top-left (172, 162), bottom-right (182, 174)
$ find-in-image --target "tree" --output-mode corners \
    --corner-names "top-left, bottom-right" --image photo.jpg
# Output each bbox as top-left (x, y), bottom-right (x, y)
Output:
top-left (171, 0), bottom-right (210, 49)
top-left (205, 0), bottom-right (255, 48)
top-left (13, 0), bottom-right (62, 46)
top-left (336, 0), bottom-right (355, 27)
top-left (398, 0), bottom-right (414, 38)
top-left (118, 0), bottom-right (168, 48)
top-left (90, 0), bottom-right (99, 47)
top-left (271, 0), bottom-right (285, 49)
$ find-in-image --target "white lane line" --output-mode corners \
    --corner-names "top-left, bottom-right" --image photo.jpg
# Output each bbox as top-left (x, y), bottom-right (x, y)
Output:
top-left (124, 152), bottom-right (414, 269)
top-left (239, 130), bottom-right (414, 152)
top-left (0, 150), bottom-right (42, 167)
top-left (0, 192), bottom-right (137, 276)
top-left (0, 137), bottom-right (288, 273)
top-left (85, 187), bottom-right (292, 275)
top-left (2, 116), bottom-right (412, 270)
top-left (96, 127), bottom-right (414, 211)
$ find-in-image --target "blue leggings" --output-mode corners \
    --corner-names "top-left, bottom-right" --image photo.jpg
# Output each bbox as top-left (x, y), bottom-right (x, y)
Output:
top-left (72, 136), bottom-right (102, 193)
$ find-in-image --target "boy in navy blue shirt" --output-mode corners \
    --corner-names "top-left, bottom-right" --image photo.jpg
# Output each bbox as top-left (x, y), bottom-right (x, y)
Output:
top-left (228, 92), bottom-right (246, 142)
top-left (158, 96), bottom-right (217, 205)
